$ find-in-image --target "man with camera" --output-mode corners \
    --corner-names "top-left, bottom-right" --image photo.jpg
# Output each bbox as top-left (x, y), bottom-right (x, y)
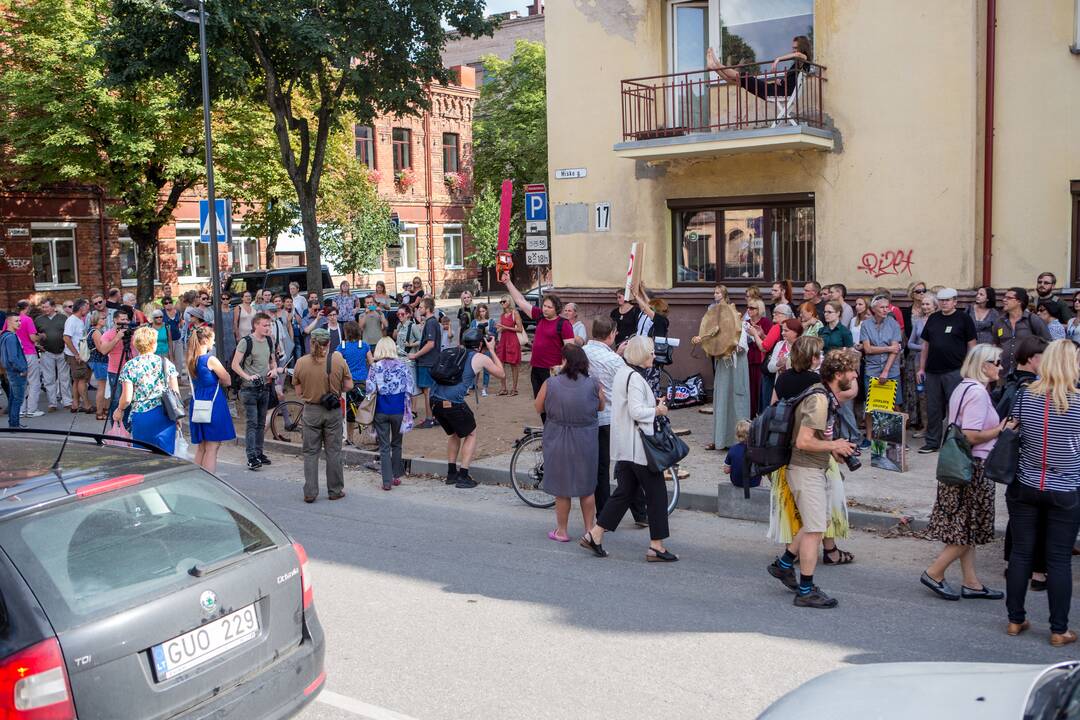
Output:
top-left (768, 349), bottom-right (860, 609)
top-left (231, 312), bottom-right (281, 471)
top-left (293, 328), bottom-right (353, 502)
top-left (99, 306), bottom-right (136, 422)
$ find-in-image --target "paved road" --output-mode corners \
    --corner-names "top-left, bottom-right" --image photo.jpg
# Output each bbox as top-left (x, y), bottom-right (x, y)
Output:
top-left (194, 445), bottom-right (1080, 720)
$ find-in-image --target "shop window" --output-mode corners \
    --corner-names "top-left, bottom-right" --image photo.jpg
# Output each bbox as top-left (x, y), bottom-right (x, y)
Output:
top-left (392, 128), bottom-right (412, 171)
top-left (31, 226), bottom-right (78, 288)
top-left (670, 195), bottom-right (815, 285)
top-left (443, 225), bottom-right (463, 268)
top-left (355, 125), bottom-right (375, 168)
top-left (442, 133), bottom-right (460, 173)
top-left (175, 225), bottom-right (211, 281)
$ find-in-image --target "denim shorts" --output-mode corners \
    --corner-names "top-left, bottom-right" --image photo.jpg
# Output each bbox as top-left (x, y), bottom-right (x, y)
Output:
top-left (416, 366), bottom-right (434, 389)
top-left (90, 361), bottom-right (108, 381)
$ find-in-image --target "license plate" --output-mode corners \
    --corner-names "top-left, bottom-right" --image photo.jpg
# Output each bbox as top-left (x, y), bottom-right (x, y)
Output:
top-left (151, 603), bottom-right (259, 681)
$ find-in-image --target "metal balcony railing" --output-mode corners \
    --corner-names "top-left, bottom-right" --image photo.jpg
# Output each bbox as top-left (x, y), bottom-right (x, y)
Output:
top-left (620, 60), bottom-right (827, 143)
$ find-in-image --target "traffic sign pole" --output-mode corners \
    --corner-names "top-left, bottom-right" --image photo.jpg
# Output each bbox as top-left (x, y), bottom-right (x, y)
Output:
top-left (197, 0), bottom-right (224, 360)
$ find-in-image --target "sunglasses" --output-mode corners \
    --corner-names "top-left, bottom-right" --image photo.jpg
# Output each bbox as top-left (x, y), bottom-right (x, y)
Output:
top-left (63, 305), bottom-right (73, 310)
top-left (912, 289), bottom-right (926, 295)
top-left (985, 359), bottom-right (1002, 367)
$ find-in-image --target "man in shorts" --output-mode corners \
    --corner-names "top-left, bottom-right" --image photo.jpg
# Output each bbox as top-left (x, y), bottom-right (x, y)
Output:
top-left (62, 299), bottom-right (93, 413)
top-left (431, 329), bottom-right (503, 488)
top-left (768, 349), bottom-right (859, 609)
top-left (408, 297), bottom-right (442, 428)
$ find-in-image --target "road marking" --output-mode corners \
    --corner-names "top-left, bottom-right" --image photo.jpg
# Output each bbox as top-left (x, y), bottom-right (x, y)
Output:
top-left (316, 690), bottom-right (423, 720)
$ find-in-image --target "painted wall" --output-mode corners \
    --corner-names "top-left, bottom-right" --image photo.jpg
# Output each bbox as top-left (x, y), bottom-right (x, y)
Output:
top-left (547, 0), bottom-right (1075, 293)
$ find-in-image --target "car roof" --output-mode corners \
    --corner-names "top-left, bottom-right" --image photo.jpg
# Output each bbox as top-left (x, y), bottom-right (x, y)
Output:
top-left (0, 433), bottom-right (188, 520)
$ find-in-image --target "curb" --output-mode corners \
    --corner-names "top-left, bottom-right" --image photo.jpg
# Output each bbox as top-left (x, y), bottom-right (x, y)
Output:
top-left (263, 438), bottom-right (929, 532)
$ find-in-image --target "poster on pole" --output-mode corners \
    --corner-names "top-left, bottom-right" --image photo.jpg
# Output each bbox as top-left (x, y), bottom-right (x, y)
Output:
top-left (623, 242), bottom-right (645, 301)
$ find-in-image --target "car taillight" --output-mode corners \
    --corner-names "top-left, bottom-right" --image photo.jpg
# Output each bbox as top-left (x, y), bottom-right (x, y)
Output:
top-left (76, 474), bottom-right (144, 498)
top-left (293, 542), bottom-right (313, 610)
top-left (0, 637), bottom-right (76, 719)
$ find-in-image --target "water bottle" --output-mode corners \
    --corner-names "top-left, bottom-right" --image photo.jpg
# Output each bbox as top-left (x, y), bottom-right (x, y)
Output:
top-left (916, 381), bottom-right (925, 394)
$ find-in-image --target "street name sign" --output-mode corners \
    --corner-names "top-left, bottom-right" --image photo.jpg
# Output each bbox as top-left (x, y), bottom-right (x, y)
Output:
top-left (554, 168), bottom-right (587, 179)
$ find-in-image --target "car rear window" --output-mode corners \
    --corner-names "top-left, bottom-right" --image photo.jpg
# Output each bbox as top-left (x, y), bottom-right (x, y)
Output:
top-left (0, 469), bottom-right (288, 630)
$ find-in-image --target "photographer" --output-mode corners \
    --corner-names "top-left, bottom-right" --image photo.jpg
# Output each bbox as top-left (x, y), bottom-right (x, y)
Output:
top-left (99, 306), bottom-right (136, 423)
top-left (231, 313), bottom-right (281, 471)
top-left (767, 349), bottom-right (859, 610)
top-left (293, 328), bottom-right (353, 502)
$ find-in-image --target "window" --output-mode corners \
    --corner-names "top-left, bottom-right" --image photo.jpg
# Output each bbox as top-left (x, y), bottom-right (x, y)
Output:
top-left (443, 224), bottom-right (464, 268)
top-left (1072, 181), bottom-right (1080, 285)
top-left (670, 194), bottom-right (815, 285)
top-left (397, 225), bottom-right (418, 270)
top-left (119, 227), bottom-right (159, 286)
top-left (714, 0), bottom-right (813, 67)
top-left (31, 225), bottom-right (77, 288)
top-left (175, 225), bottom-right (211, 281)
top-left (442, 133), bottom-right (460, 173)
top-left (229, 226), bottom-right (259, 273)
top-left (355, 125), bottom-right (375, 168)
top-left (392, 128), bottom-right (412, 171)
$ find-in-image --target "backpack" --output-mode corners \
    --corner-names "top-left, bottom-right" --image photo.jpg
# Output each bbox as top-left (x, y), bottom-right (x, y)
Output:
top-left (77, 335), bottom-right (91, 362)
top-left (746, 386), bottom-right (829, 477)
top-left (992, 373), bottom-right (1035, 420)
top-left (431, 347), bottom-right (469, 386)
top-left (232, 334), bottom-right (278, 386)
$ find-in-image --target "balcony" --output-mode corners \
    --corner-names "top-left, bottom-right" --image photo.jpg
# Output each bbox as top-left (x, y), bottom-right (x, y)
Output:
top-left (615, 61), bottom-right (835, 161)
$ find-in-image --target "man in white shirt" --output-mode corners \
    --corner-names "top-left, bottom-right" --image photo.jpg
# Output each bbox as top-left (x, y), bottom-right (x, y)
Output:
top-left (289, 282), bottom-right (308, 318)
top-left (62, 299), bottom-right (92, 413)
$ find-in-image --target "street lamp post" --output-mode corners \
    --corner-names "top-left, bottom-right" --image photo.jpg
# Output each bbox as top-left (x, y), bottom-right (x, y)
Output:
top-left (177, 0), bottom-right (225, 360)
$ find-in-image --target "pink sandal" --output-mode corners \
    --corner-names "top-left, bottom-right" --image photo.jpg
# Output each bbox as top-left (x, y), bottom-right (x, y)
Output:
top-left (548, 530), bottom-right (571, 543)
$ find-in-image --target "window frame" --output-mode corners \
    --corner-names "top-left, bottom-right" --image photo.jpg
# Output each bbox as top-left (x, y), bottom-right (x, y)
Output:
top-left (397, 224), bottom-right (419, 271)
top-left (392, 127), bottom-right (412, 172)
top-left (174, 223), bottom-right (212, 283)
top-left (668, 193), bottom-right (816, 287)
top-left (443, 224), bottom-right (464, 269)
top-left (229, 225), bottom-right (259, 273)
top-left (355, 125), bottom-right (376, 169)
top-left (118, 226), bottom-right (160, 287)
top-left (30, 223), bottom-right (79, 290)
top-left (442, 132), bottom-right (460, 173)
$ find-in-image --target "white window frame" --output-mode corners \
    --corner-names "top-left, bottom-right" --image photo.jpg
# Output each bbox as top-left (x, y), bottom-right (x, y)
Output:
top-left (175, 223), bottom-right (211, 282)
top-left (443, 223), bottom-right (464, 269)
top-left (30, 222), bottom-right (79, 290)
top-left (397, 224), bottom-right (419, 271)
top-left (229, 225), bottom-right (259, 273)
top-left (118, 225), bottom-right (160, 287)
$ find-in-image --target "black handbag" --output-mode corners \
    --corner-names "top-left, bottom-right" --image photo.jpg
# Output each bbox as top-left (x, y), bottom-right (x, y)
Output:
top-left (626, 374), bottom-right (689, 472)
top-left (158, 356), bottom-right (184, 422)
top-left (984, 388), bottom-right (1023, 484)
top-left (318, 350), bottom-right (342, 411)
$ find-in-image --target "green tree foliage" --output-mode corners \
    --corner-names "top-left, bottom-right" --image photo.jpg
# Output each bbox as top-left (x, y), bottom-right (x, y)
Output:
top-left (101, 0), bottom-right (495, 299)
top-left (0, 0), bottom-right (204, 304)
top-left (472, 40), bottom-right (547, 229)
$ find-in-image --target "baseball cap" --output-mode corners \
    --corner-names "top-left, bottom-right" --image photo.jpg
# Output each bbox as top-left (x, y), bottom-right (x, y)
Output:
top-left (311, 328), bottom-right (331, 343)
top-left (937, 288), bottom-right (958, 300)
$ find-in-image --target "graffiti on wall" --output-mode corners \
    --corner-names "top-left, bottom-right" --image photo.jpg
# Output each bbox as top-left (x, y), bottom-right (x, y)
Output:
top-left (0, 247), bottom-right (31, 271)
top-left (856, 249), bottom-right (914, 279)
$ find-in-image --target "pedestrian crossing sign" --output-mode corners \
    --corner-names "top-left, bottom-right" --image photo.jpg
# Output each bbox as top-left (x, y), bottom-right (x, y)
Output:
top-left (199, 198), bottom-right (229, 244)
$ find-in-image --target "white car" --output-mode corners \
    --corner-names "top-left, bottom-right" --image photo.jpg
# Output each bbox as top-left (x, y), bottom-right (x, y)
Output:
top-left (759, 662), bottom-right (1079, 719)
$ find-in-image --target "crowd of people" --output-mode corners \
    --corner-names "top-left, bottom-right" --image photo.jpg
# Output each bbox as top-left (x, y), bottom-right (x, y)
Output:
top-left (2, 269), bottom-right (1079, 639)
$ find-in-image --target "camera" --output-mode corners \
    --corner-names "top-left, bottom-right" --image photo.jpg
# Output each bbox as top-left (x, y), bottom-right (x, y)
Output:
top-left (843, 449), bottom-right (862, 472)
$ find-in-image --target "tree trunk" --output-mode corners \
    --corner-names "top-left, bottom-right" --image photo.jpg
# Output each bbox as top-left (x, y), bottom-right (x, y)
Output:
top-left (299, 196), bottom-right (322, 301)
top-left (265, 233), bottom-right (277, 270)
top-left (129, 223), bottom-right (160, 307)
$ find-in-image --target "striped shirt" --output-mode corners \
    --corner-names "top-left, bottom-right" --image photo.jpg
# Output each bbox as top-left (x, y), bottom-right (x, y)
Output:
top-left (583, 340), bottom-right (626, 426)
top-left (1014, 387), bottom-right (1080, 492)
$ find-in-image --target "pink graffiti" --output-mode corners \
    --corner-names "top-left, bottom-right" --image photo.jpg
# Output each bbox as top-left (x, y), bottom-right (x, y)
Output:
top-left (857, 249), bottom-right (914, 279)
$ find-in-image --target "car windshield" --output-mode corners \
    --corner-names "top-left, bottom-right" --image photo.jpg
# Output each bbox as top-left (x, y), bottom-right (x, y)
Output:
top-left (0, 468), bottom-right (287, 631)
top-left (1028, 664), bottom-right (1079, 719)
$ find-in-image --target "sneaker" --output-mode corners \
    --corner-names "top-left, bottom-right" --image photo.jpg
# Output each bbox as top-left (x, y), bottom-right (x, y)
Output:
top-left (768, 558), bottom-right (799, 591)
top-left (793, 586), bottom-right (839, 608)
top-left (917, 445), bottom-right (939, 454)
top-left (481, 389), bottom-right (488, 397)
top-left (26, 410), bottom-right (44, 418)
top-left (247, 458), bottom-right (263, 471)
top-left (859, 438), bottom-right (871, 449)
top-left (455, 474), bottom-right (478, 489)
top-left (445, 470), bottom-right (458, 485)
top-left (421, 418), bottom-right (438, 429)
top-left (257, 454), bottom-right (272, 466)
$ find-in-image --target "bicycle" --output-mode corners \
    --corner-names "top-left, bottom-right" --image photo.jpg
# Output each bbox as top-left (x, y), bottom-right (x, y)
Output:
top-left (268, 398), bottom-right (304, 443)
top-left (508, 426), bottom-right (681, 515)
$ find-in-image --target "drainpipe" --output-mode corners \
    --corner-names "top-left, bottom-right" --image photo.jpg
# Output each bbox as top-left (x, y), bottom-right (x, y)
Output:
top-left (981, 0), bottom-right (997, 287)
top-left (424, 108), bottom-right (436, 295)
top-left (96, 185), bottom-right (109, 295)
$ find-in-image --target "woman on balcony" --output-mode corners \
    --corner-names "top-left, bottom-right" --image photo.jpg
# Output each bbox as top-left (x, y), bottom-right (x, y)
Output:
top-left (706, 35), bottom-right (812, 100)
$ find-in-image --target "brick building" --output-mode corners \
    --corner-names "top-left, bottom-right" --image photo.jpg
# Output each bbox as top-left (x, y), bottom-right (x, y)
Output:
top-left (0, 68), bottom-right (479, 308)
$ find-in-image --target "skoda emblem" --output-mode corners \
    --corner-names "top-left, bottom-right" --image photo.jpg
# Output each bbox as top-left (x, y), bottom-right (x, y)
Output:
top-left (199, 590), bottom-right (218, 614)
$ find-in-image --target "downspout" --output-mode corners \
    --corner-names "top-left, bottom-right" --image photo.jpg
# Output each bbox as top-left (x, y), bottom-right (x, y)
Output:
top-left (424, 109), bottom-right (436, 295)
top-left (981, 0), bottom-right (997, 286)
top-left (96, 185), bottom-right (108, 295)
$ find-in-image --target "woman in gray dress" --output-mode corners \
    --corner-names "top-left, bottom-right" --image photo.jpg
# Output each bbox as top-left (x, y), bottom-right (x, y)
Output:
top-left (534, 344), bottom-right (604, 542)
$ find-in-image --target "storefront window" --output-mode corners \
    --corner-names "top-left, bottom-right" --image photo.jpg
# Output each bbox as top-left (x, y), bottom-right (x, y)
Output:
top-left (675, 210), bottom-right (716, 283)
top-left (31, 226), bottom-right (77, 288)
top-left (175, 226), bottom-right (211, 281)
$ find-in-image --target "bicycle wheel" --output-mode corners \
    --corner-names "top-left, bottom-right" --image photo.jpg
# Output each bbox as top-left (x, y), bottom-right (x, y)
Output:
top-left (509, 433), bottom-right (555, 509)
top-left (665, 465), bottom-right (681, 516)
top-left (269, 400), bottom-right (305, 444)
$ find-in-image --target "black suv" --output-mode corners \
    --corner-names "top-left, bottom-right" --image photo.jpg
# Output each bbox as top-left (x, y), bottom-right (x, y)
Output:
top-left (0, 430), bottom-right (326, 719)
top-left (225, 267), bottom-right (334, 305)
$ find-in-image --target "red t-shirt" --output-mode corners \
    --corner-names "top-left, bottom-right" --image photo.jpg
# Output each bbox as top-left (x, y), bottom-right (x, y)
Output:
top-left (529, 307), bottom-right (574, 369)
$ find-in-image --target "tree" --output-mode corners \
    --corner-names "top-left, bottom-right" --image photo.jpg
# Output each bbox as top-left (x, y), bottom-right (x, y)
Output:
top-left (101, 0), bottom-right (495, 299)
top-left (0, 0), bottom-right (204, 304)
top-left (466, 184), bottom-right (520, 291)
top-left (472, 41), bottom-right (547, 233)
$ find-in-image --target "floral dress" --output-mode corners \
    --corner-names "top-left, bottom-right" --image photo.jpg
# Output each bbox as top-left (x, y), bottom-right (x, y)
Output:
top-left (118, 353), bottom-right (179, 454)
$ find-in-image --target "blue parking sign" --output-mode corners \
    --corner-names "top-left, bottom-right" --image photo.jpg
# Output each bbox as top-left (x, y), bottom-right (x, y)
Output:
top-left (199, 199), bottom-right (229, 244)
top-left (524, 186), bottom-right (547, 222)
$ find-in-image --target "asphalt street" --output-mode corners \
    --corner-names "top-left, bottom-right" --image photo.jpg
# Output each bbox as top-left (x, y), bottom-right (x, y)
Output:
top-left (205, 444), bottom-right (1080, 719)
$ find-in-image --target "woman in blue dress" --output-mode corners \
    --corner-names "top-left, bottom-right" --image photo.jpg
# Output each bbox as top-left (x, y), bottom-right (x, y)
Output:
top-left (186, 325), bottom-right (235, 472)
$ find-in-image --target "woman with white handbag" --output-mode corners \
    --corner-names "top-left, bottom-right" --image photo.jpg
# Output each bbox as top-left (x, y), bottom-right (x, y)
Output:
top-left (186, 326), bottom-right (235, 472)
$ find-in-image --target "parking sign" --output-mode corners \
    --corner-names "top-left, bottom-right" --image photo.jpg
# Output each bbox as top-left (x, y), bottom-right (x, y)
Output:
top-left (524, 184), bottom-right (547, 222)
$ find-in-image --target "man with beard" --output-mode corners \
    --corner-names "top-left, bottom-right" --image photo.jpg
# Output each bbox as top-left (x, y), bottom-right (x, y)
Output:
top-left (768, 349), bottom-right (859, 609)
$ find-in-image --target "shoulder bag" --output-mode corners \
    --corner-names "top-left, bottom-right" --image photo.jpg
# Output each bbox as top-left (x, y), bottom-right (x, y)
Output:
top-left (625, 373), bottom-right (688, 472)
top-left (318, 351), bottom-right (342, 411)
top-left (190, 357), bottom-right (220, 424)
top-left (936, 382), bottom-right (975, 487)
top-left (158, 356), bottom-right (184, 422)
top-left (983, 387), bottom-right (1023, 484)
top-left (355, 370), bottom-right (377, 426)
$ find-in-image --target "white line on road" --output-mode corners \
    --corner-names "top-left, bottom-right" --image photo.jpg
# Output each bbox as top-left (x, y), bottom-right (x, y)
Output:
top-left (317, 690), bottom-right (423, 720)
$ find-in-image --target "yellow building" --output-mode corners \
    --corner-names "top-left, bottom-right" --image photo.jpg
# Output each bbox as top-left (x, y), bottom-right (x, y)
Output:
top-left (545, 0), bottom-right (1080, 339)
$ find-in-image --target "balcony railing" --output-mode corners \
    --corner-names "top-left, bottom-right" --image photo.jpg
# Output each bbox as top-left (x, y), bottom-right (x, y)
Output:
top-left (620, 60), bottom-right (827, 143)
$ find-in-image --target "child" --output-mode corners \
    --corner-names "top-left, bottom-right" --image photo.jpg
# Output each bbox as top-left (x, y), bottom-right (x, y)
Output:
top-left (724, 420), bottom-right (761, 489)
top-left (439, 314), bottom-right (456, 349)
top-left (400, 283), bottom-right (413, 309)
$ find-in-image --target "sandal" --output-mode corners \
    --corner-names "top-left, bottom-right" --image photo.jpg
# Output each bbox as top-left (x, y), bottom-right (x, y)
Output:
top-left (647, 548), bottom-right (679, 563)
top-left (705, 443), bottom-right (717, 451)
top-left (548, 530), bottom-right (571, 543)
top-left (510, 390), bottom-right (519, 396)
top-left (578, 532), bottom-right (608, 557)
top-left (822, 547), bottom-right (855, 565)
top-left (497, 389), bottom-right (509, 396)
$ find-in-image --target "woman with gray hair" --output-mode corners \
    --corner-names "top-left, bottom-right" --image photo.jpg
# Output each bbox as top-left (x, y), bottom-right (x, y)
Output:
top-left (757, 303), bottom-right (794, 409)
top-left (921, 343), bottom-right (1013, 602)
top-left (579, 335), bottom-right (678, 561)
